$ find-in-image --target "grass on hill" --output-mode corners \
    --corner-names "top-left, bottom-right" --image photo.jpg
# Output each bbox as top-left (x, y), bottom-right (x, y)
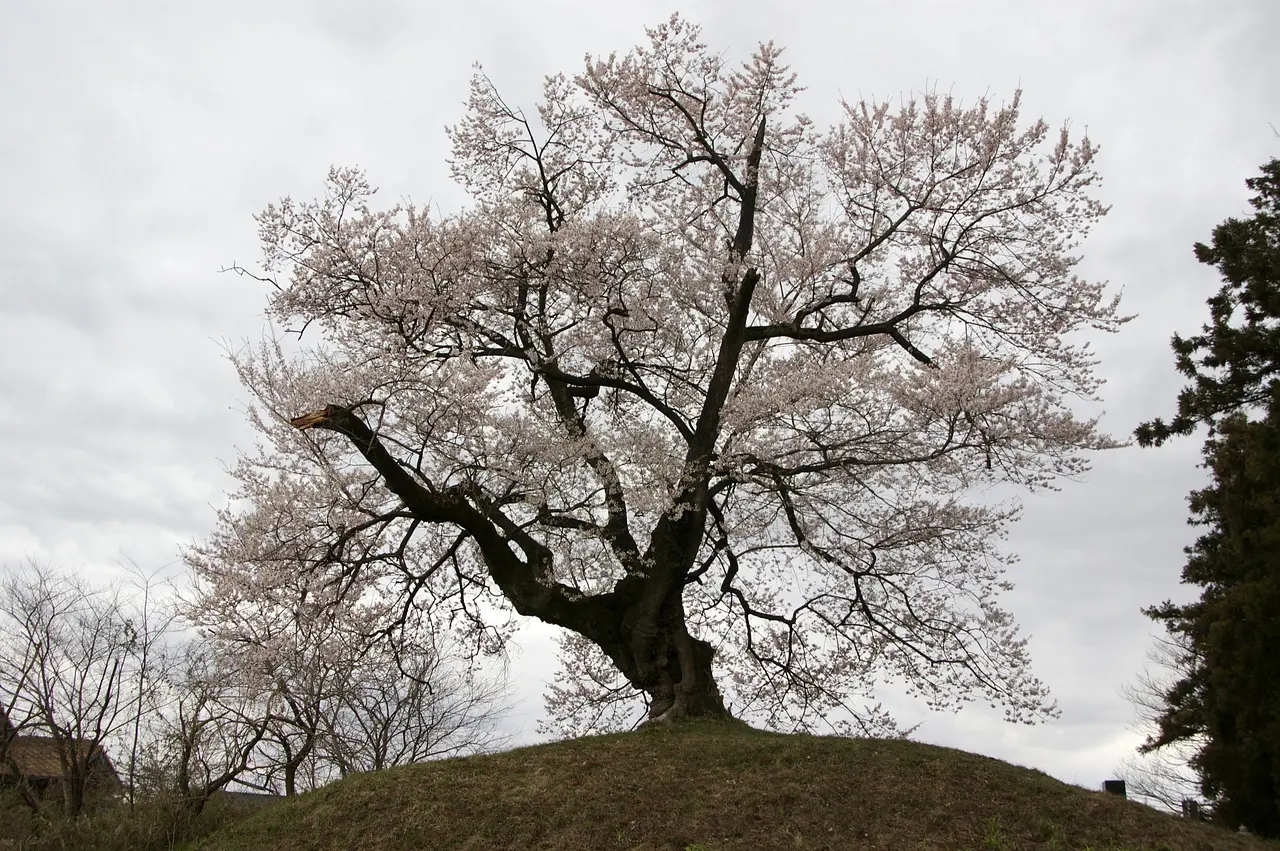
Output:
top-left (187, 716), bottom-right (1278, 851)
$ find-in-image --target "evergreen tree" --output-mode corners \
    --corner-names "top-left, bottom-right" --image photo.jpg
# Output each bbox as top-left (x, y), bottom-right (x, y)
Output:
top-left (1136, 159), bottom-right (1280, 837)
top-left (1136, 159), bottom-right (1280, 447)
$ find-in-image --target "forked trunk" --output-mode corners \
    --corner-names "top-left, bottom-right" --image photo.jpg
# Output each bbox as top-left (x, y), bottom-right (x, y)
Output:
top-left (622, 588), bottom-right (730, 726)
top-left (642, 630), bottom-right (727, 725)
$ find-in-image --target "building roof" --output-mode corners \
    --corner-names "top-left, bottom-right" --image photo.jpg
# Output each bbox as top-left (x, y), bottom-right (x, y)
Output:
top-left (1, 736), bottom-right (119, 784)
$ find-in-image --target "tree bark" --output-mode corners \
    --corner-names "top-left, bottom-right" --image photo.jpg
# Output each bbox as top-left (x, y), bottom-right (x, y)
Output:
top-left (607, 581), bottom-right (729, 725)
top-left (63, 771), bottom-right (86, 820)
top-left (638, 625), bottom-right (727, 725)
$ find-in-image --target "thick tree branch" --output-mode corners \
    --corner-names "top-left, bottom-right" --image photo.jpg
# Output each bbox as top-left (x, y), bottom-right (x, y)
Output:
top-left (744, 306), bottom-right (941, 368)
top-left (534, 362), bottom-right (694, 442)
top-left (290, 405), bottom-right (593, 631)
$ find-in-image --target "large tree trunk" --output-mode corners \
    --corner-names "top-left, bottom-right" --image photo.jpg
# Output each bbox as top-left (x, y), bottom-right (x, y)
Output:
top-left (290, 406), bottom-right (737, 728)
top-left (617, 586), bottom-right (729, 725)
top-left (641, 630), bottom-right (727, 725)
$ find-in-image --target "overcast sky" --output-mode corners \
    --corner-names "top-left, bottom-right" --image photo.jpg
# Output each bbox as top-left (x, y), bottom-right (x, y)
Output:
top-left (2, 0), bottom-right (1277, 802)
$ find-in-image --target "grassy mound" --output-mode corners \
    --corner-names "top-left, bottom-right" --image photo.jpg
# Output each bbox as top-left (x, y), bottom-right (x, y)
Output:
top-left (189, 717), bottom-right (1276, 851)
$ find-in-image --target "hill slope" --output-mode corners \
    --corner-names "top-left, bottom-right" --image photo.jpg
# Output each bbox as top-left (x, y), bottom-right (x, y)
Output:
top-left (190, 717), bottom-right (1276, 851)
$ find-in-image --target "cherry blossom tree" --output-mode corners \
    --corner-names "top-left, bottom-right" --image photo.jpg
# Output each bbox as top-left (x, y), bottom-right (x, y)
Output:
top-left (197, 15), bottom-right (1130, 737)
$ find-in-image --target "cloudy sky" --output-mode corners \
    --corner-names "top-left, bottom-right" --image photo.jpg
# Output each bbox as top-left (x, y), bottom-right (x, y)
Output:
top-left (2, 0), bottom-right (1277, 803)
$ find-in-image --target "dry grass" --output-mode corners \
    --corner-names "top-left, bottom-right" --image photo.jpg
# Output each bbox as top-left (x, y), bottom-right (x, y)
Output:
top-left (186, 717), bottom-right (1277, 851)
top-left (1, 789), bottom-right (270, 851)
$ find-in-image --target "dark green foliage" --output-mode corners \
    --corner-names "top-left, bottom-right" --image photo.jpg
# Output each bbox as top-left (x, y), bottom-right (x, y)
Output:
top-left (1142, 412), bottom-right (1280, 836)
top-left (1136, 159), bottom-right (1280, 838)
top-left (1135, 160), bottom-right (1280, 448)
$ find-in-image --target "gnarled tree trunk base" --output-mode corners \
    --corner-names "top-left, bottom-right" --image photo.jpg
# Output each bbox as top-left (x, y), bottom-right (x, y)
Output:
top-left (638, 628), bottom-right (733, 725)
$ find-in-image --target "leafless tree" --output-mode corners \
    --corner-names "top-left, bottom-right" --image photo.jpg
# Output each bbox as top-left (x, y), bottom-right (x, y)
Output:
top-left (186, 566), bottom-right (515, 796)
top-left (1112, 628), bottom-right (1207, 816)
top-left (116, 560), bottom-right (180, 810)
top-left (0, 560), bottom-right (157, 818)
top-left (0, 567), bottom-right (45, 814)
top-left (144, 637), bottom-right (274, 816)
top-left (317, 629), bottom-right (514, 776)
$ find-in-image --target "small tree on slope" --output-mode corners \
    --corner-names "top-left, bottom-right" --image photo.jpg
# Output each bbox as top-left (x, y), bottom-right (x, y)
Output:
top-left (194, 16), bottom-right (1130, 737)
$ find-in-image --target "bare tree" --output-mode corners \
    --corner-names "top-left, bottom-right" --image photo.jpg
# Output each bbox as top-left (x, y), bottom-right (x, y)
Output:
top-left (186, 567), bottom-right (514, 795)
top-left (116, 560), bottom-right (180, 811)
top-left (145, 637), bottom-right (274, 816)
top-left (0, 565), bottom-right (46, 814)
top-left (0, 561), bottom-right (155, 818)
top-left (197, 15), bottom-right (1130, 739)
top-left (318, 629), bottom-right (513, 775)
top-left (1113, 629), bottom-right (1207, 815)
